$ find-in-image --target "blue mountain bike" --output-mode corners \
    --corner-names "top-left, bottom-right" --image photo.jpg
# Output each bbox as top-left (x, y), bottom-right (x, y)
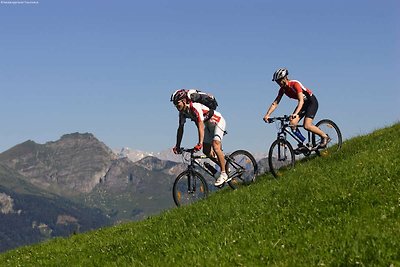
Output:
top-left (267, 115), bottom-right (342, 177)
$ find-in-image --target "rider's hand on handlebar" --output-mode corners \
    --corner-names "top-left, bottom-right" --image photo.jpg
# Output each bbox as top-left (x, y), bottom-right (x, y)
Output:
top-left (290, 114), bottom-right (299, 120)
top-left (172, 146), bottom-right (182, 154)
top-left (263, 116), bottom-right (273, 123)
top-left (193, 143), bottom-right (203, 152)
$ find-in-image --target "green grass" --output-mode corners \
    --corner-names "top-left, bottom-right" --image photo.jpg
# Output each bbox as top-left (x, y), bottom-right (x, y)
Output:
top-left (1, 123), bottom-right (400, 266)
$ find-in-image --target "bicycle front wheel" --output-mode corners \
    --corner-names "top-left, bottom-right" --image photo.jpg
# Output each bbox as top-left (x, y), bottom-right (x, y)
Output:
top-left (313, 119), bottom-right (342, 154)
top-left (172, 170), bottom-right (208, 207)
top-left (268, 139), bottom-right (295, 178)
top-left (225, 150), bottom-right (258, 189)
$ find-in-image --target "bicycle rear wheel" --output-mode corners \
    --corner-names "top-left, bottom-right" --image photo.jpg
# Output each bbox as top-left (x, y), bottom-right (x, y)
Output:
top-left (268, 139), bottom-right (295, 178)
top-left (313, 119), bottom-right (342, 154)
top-left (172, 170), bottom-right (208, 207)
top-left (225, 150), bottom-right (258, 189)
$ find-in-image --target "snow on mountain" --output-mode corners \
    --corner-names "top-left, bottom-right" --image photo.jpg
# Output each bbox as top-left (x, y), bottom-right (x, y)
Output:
top-left (114, 147), bottom-right (182, 163)
top-left (115, 147), bottom-right (267, 163)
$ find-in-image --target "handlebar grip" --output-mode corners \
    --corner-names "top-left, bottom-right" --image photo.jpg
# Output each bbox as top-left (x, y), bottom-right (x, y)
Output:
top-left (181, 148), bottom-right (195, 153)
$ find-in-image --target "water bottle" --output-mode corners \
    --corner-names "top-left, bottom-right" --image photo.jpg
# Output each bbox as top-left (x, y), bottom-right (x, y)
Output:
top-left (292, 128), bottom-right (306, 143)
top-left (204, 162), bottom-right (217, 176)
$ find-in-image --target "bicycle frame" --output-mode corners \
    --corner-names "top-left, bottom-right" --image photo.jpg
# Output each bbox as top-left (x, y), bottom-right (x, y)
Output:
top-left (271, 116), bottom-right (315, 161)
top-left (274, 116), bottom-right (314, 146)
top-left (184, 150), bottom-right (247, 181)
top-left (173, 148), bottom-right (258, 205)
top-left (183, 149), bottom-right (218, 179)
top-left (267, 115), bottom-right (342, 178)
top-left (276, 122), bottom-right (309, 144)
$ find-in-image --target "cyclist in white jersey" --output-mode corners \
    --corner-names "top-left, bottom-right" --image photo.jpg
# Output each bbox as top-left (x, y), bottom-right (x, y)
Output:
top-left (171, 89), bottom-right (229, 186)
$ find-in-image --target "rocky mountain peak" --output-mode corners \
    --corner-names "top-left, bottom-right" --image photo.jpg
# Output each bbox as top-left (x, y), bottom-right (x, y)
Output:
top-left (59, 132), bottom-right (96, 141)
top-left (0, 133), bottom-right (117, 195)
top-left (134, 156), bottom-right (178, 171)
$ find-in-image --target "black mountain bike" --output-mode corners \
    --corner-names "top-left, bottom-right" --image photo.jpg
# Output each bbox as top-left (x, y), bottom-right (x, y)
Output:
top-left (267, 115), bottom-right (342, 177)
top-left (172, 148), bottom-right (258, 206)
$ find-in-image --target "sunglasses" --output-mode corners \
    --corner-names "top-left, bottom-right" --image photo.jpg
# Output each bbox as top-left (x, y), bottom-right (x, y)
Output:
top-left (174, 99), bottom-right (182, 106)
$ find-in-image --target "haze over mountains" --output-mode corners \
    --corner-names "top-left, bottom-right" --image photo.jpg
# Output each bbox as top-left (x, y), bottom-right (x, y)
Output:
top-left (115, 147), bottom-right (182, 163)
top-left (0, 133), bottom-right (185, 252)
top-left (0, 132), bottom-right (268, 253)
top-left (115, 147), bottom-right (267, 163)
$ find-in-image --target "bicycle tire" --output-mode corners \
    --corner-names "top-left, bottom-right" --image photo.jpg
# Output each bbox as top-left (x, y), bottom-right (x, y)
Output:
top-left (225, 150), bottom-right (258, 189)
top-left (268, 139), bottom-right (295, 178)
top-left (313, 119), bottom-right (342, 155)
top-left (172, 170), bottom-right (208, 207)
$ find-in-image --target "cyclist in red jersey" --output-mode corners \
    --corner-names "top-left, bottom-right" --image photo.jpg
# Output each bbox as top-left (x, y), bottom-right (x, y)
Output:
top-left (263, 68), bottom-right (330, 149)
top-left (170, 89), bottom-right (230, 187)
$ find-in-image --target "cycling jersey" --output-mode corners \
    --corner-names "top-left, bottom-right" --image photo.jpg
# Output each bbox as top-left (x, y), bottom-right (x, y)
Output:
top-left (279, 80), bottom-right (313, 100)
top-left (179, 102), bottom-right (222, 125)
top-left (179, 102), bottom-right (226, 142)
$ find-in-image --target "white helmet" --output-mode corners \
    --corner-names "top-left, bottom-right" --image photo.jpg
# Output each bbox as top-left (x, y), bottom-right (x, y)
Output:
top-left (272, 68), bottom-right (289, 81)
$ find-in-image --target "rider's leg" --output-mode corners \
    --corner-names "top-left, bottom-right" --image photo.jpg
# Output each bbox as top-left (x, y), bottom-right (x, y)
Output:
top-left (203, 143), bottom-right (213, 157)
top-left (207, 117), bottom-right (229, 186)
top-left (203, 129), bottom-right (225, 171)
top-left (300, 95), bottom-right (330, 147)
top-left (303, 117), bottom-right (325, 137)
top-left (203, 126), bottom-right (218, 162)
top-left (213, 138), bottom-right (229, 186)
top-left (289, 115), bottom-right (301, 130)
top-left (303, 117), bottom-right (330, 147)
top-left (203, 143), bottom-right (221, 165)
top-left (212, 140), bottom-right (225, 173)
top-left (289, 116), bottom-right (306, 147)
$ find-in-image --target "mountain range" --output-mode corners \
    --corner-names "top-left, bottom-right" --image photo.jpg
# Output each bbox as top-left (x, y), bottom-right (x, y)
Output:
top-left (115, 147), bottom-right (267, 163)
top-left (0, 132), bottom-right (268, 253)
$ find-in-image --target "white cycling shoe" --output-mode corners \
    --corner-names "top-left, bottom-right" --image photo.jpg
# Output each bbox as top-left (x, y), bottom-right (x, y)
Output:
top-left (214, 172), bottom-right (230, 187)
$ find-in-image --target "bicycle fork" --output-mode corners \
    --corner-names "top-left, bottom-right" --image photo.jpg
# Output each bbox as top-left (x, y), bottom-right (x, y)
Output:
top-left (186, 171), bottom-right (197, 194)
top-left (277, 136), bottom-right (289, 162)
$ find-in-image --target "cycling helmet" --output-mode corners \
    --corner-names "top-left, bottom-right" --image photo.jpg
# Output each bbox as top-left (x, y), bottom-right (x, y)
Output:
top-left (272, 68), bottom-right (289, 81)
top-left (170, 89), bottom-right (187, 104)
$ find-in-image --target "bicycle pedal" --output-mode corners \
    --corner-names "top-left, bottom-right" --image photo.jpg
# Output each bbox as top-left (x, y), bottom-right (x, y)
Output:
top-left (294, 150), bottom-right (301, 155)
top-left (294, 146), bottom-right (308, 155)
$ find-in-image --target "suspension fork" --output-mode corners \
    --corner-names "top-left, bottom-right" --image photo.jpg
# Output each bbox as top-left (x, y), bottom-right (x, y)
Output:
top-left (186, 159), bottom-right (196, 192)
top-left (277, 128), bottom-right (288, 161)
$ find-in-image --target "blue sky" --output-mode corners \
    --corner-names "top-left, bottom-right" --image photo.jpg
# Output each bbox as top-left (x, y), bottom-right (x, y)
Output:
top-left (0, 0), bottom-right (399, 154)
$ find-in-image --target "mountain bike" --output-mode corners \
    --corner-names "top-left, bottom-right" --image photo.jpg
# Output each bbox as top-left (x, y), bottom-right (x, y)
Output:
top-left (266, 115), bottom-right (342, 177)
top-left (172, 148), bottom-right (258, 206)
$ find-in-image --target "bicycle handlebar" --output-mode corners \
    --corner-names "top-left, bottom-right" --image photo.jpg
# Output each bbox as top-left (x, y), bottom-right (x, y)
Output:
top-left (180, 148), bottom-right (196, 153)
top-left (266, 115), bottom-right (291, 123)
top-left (178, 148), bottom-right (209, 163)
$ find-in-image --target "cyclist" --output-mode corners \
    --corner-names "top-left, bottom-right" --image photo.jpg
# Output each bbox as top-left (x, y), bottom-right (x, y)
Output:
top-left (171, 89), bottom-right (229, 186)
top-left (263, 68), bottom-right (330, 150)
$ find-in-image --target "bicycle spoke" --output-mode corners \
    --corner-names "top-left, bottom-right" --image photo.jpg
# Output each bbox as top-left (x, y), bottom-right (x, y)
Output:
top-left (268, 139), bottom-right (295, 178)
top-left (173, 171), bottom-right (208, 206)
top-left (315, 119), bottom-right (342, 152)
top-left (226, 150), bottom-right (257, 189)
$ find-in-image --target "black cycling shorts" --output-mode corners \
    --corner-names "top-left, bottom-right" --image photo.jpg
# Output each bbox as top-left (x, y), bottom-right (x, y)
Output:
top-left (298, 94), bottom-right (318, 119)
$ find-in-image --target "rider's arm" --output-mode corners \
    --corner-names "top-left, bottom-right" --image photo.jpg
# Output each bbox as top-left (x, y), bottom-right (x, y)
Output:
top-left (176, 124), bottom-right (184, 148)
top-left (292, 92), bottom-right (304, 117)
top-left (264, 91), bottom-right (283, 120)
top-left (196, 120), bottom-right (204, 146)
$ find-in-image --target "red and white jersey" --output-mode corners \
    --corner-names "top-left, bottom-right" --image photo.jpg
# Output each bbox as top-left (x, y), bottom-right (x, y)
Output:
top-left (279, 80), bottom-right (313, 100)
top-left (179, 102), bottom-right (222, 126)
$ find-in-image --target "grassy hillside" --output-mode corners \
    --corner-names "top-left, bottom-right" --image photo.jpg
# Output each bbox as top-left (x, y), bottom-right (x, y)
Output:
top-left (0, 123), bottom-right (399, 266)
